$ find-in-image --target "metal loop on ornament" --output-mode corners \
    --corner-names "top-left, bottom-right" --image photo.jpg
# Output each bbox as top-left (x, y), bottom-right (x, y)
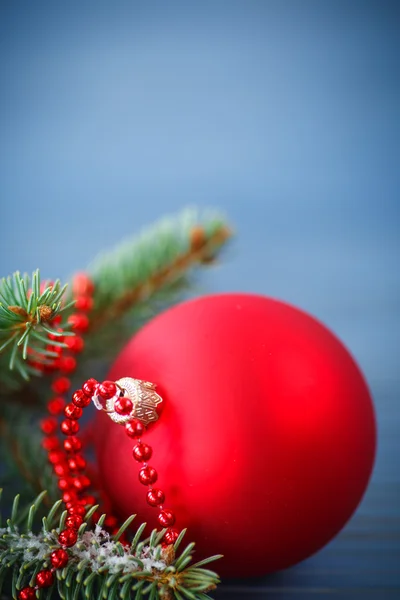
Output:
top-left (96, 377), bottom-right (163, 427)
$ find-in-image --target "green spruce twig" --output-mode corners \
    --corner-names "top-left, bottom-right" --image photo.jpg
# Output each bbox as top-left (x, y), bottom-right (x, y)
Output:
top-left (0, 270), bottom-right (74, 384)
top-left (0, 492), bottom-right (222, 600)
top-left (75, 209), bottom-right (231, 368)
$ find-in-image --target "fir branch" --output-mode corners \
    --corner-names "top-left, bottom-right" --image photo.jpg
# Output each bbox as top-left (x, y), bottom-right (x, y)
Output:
top-left (0, 492), bottom-right (221, 600)
top-left (0, 271), bottom-right (73, 385)
top-left (86, 209), bottom-right (231, 332)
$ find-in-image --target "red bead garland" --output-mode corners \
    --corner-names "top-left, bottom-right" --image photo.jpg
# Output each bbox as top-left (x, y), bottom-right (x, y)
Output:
top-left (32, 275), bottom-right (180, 599)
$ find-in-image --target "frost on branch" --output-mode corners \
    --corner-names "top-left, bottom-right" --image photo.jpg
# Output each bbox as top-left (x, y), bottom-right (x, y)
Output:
top-left (1, 523), bottom-right (168, 575)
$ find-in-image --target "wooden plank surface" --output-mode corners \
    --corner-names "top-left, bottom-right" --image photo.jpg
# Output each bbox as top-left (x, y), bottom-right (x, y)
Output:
top-left (212, 384), bottom-right (400, 598)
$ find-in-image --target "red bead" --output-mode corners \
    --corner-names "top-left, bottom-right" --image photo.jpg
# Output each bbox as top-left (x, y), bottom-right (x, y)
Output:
top-left (163, 528), bottom-right (179, 545)
top-left (74, 296), bottom-right (94, 311)
top-left (68, 313), bottom-right (89, 332)
top-left (59, 356), bottom-right (77, 374)
top-left (82, 378), bottom-right (98, 397)
top-left (114, 397), bottom-right (133, 415)
top-left (126, 419), bottom-right (146, 438)
top-left (46, 343), bottom-right (63, 356)
top-left (72, 273), bottom-right (94, 297)
top-left (58, 477), bottom-right (73, 491)
top-left (40, 417), bottom-right (58, 435)
top-left (36, 569), bottom-right (54, 588)
top-left (62, 490), bottom-right (78, 504)
top-left (138, 465), bottom-right (158, 485)
top-left (67, 504), bottom-right (86, 516)
top-left (104, 515), bottom-right (118, 529)
top-left (47, 329), bottom-right (64, 342)
top-left (146, 488), bottom-right (165, 507)
top-left (98, 380), bottom-right (117, 400)
top-left (68, 454), bottom-right (86, 471)
top-left (50, 548), bottom-right (69, 569)
top-left (18, 587), bottom-right (36, 600)
top-left (48, 450), bottom-right (64, 464)
top-left (64, 335), bottom-right (84, 353)
top-left (64, 403), bottom-right (83, 420)
top-left (54, 463), bottom-right (69, 477)
top-left (47, 397), bottom-right (66, 415)
top-left (65, 514), bottom-right (83, 529)
top-left (42, 436), bottom-right (60, 451)
top-left (52, 377), bottom-right (71, 394)
top-left (58, 528), bottom-right (78, 547)
top-left (60, 419), bottom-right (80, 435)
top-left (72, 389), bottom-right (91, 407)
top-left (132, 443), bottom-right (152, 462)
top-left (73, 475), bottom-right (91, 491)
top-left (158, 510), bottom-right (176, 527)
top-left (64, 436), bottom-right (82, 453)
top-left (79, 495), bottom-right (96, 506)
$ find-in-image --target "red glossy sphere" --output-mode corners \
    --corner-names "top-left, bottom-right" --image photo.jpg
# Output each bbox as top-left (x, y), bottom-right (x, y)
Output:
top-left (62, 491), bottom-right (78, 504)
top-left (52, 377), bottom-right (71, 394)
top-left (57, 477), bottom-right (72, 491)
top-left (73, 475), bottom-right (91, 491)
top-left (67, 504), bottom-right (86, 517)
top-left (132, 443), bottom-right (152, 462)
top-left (158, 509), bottom-right (175, 527)
top-left (98, 381), bottom-right (117, 400)
top-left (138, 466), bottom-right (158, 485)
top-left (64, 436), bottom-right (82, 453)
top-left (42, 436), bottom-right (60, 451)
top-left (126, 420), bottom-right (145, 438)
top-left (36, 569), bottom-right (54, 588)
top-left (163, 528), bottom-right (179, 545)
top-left (47, 397), bottom-right (65, 415)
top-left (18, 587), bottom-right (36, 600)
top-left (65, 514), bottom-right (83, 529)
top-left (67, 313), bottom-right (89, 332)
top-left (95, 294), bottom-right (376, 577)
top-left (59, 356), bottom-right (77, 374)
top-left (64, 335), bottom-right (84, 353)
top-left (72, 390), bottom-right (91, 408)
top-left (68, 454), bottom-right (86, 471)
top-left (82, 378), bottom-right (98, 397)
top-left (64, 403), bottom-right (83, 420)
top-left (58, 528), bottom-right (78, 547)
top-left (74, 296), bottom-right (94, 311)
top-left (104, 515), bottom-right (118, 529)
top-left (60, 419), bottom-right (79, 435)
top-left (50, 548), bottom-right (69, 569)
top-left (146, 488), bottom-right (165, 507)
top-left (40, 417), bottom-right (58, 435)
top-left (72, 273), bottom-right (94, 297)
top-left (54, 463), bottom-right (69, 477)
top-left (48, 450), bottom-right (65, 465)
top-left (114, 397), bottom-right (133, 415)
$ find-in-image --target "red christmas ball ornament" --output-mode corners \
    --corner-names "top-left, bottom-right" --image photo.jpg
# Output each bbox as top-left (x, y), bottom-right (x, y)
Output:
top-left (95, 294), bottom-right (376, 577)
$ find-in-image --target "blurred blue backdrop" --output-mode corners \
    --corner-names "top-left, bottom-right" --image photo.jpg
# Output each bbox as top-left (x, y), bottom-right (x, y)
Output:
top-left (1, 0), bottom-right (399, 596)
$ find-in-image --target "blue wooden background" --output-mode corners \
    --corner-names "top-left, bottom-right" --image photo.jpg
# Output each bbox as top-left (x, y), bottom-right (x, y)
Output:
top-left (1, 1), bottom-right (399, 598)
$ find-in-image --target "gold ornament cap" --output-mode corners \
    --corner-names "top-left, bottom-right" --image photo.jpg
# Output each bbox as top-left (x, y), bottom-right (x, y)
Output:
top-left (98, 377), bottom-right (163, 426)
